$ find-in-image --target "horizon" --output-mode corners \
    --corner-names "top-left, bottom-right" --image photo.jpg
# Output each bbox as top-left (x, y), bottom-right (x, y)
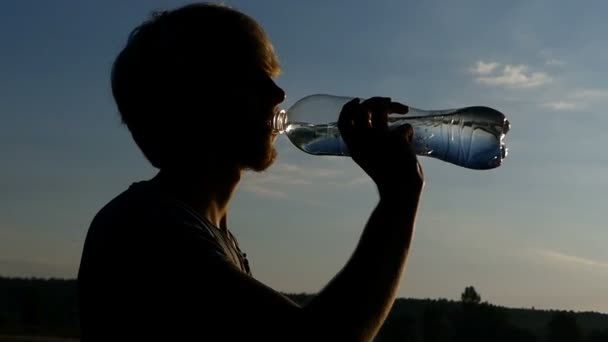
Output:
top-left (2, 0), bottom-right (608, 314)
top-left (1, 274), bottom-right (606, 315)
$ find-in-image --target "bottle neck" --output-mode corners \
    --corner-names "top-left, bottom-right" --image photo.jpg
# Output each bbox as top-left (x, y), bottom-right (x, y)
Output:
top-left (271, 109), bottom-right (288, 134)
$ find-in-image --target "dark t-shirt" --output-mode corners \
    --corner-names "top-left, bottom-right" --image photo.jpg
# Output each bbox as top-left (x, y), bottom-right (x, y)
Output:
top-left (77, 180), bottom-right (252, 341)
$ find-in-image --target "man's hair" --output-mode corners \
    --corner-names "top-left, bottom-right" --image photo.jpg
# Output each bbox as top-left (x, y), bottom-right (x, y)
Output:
top-left (111, 2), bottom-right (281, 169)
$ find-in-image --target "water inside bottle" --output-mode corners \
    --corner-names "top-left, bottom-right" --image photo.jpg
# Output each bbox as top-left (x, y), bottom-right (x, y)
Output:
top-left (284, 106), bottom-right (509, 170)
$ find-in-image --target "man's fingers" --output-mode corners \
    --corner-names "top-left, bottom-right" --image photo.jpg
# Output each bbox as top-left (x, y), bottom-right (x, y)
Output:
top-left (370, 102), bottom-right (388, 131)
top-left (361, 97), bottom-right (391, 113)
top-left (338, 98), bottom-right (361, 129)
top-left (390, 102), bottom-right (409, 115)
top-left (360, 97), bottom-right (389, 131)
top-left (354, 105), bottom-right (372, 129)
top-left (339, 97), bottom-right (410, 143)
top-left (371, 110), bottom-right (388, 131)
top-left (403, 124), bottom-right (414, 144)
top-left (361, 97), bottom-right (408, 114)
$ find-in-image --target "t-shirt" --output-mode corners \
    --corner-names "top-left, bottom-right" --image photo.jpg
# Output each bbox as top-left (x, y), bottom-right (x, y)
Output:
top-left (77, 179), bottom-right (252, 341)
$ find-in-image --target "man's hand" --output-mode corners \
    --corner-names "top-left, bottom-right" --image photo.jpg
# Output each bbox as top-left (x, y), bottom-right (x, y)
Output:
top-left (338, 97), bottom-right (424, 197)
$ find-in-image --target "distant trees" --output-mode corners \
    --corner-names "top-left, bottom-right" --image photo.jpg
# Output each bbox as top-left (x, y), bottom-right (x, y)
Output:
top-left (460, 286), bottom-right (481, 305)
top-left (0, 277), bottom-right (79, 338)
top-left (453, 286), bottom-right (543, 342)
top-left (422, 306), bottom-right (453, 342)
top-left (2, 277), bottom-right (608, 341)
top-left (586, 328), bottom-right (608, 342)
top-left (546, 311), bottom-right (583, 342)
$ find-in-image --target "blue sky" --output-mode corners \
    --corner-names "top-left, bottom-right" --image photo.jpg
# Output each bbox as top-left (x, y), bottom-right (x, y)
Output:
top-left (2, 0), bottom-right (608, 312)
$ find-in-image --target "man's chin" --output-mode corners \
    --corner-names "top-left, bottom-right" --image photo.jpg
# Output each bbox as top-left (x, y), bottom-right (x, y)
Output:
top-left (241, 147), bottom-right (277, 172)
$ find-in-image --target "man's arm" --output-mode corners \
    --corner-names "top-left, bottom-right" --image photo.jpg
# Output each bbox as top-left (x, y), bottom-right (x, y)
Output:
top-left (174, 97), bottom-right (423, 341)
top-left (303, 188), bottom-right (422, 340)
top-left (301, 96), bottom-right (424, 339)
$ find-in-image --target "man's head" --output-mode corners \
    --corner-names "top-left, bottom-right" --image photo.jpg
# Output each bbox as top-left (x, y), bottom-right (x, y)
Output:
top-left (112, 2), bottom-right (285, 172)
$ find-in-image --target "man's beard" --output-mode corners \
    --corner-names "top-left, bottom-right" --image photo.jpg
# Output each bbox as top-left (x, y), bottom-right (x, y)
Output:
top-left (240, 134), bottom-right (277, 172)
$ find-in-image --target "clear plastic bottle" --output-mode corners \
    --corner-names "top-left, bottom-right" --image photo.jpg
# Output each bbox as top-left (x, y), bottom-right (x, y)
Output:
top-left (272, 94), bottom-right (510, 170)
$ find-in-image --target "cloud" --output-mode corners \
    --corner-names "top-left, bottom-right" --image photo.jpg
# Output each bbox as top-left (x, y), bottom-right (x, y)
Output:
top-left (478, 65), bottom-right (551, 88)
top-left (536, 248), bottom-right (608, 269)
top-left (470, 61), bottom-right (551, 88)
top-left (541, 88), bottom-right (608, 111)
top-left (274, 162), bottom-right (339, 178)
top-left (345, 176), bottom-right (370, 187)
top-left (470, 58), bottom-right (604, 110)
top-left (542, 101), bottom-right (580, 111)
top-left (571, 88), bottom-right (608, 100)
top-left (469, 61), bottom-right (499, 75)
top-left (241, 183), bottom-right (287, 199)
top-left (545, 58), bottom-right (566, 67)
top-left (241, 162), bottom-right (365, 198)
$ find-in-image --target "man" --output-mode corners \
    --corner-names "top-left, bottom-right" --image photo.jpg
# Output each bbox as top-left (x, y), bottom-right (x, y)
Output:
top-left (78, 3), bottom-right (424, 341)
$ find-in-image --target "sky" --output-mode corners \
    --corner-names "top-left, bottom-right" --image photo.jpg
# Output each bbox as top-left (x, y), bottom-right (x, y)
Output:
top-left (2, 0), bottom-right (608, 313)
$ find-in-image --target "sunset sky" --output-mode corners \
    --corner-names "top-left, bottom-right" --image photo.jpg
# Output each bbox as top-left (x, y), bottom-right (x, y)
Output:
top-left (2, 0), bottom-right (608, 312)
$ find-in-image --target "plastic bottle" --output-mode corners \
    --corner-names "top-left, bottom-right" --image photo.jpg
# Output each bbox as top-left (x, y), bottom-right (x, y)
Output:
top-left (272, 94), bottom-right (510, 170)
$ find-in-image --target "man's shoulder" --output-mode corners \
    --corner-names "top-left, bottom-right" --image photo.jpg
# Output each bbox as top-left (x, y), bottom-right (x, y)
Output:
top-left (79, 180), bottom-right (224, 274)
top-left (78, 182), bottom-right (237, 340)
top-left (89, 180), bottom-right (205, 233)
top-left (92, 180), bottom-right (161, 222)
top-left (82, 180), bottom-right (212, 259)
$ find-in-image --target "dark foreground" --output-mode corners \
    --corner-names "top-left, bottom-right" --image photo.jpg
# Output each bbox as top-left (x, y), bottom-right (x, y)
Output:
top-left (1, 277), bottom-right (607, 341)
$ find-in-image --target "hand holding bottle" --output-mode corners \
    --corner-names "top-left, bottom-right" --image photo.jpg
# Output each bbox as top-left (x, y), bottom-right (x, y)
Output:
top-left (337, 97), bottom-right (424, 196)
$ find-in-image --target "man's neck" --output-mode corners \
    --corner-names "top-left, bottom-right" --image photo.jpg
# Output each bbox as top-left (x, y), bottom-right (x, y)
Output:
top-left (151, 166), bottom-right (241, 230)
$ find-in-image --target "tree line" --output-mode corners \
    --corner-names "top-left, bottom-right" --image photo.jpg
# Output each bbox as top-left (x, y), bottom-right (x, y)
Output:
top-left (1, 276), bottom-right (608, 341)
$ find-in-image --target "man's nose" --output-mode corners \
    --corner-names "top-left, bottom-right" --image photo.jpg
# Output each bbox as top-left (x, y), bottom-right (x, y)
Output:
top-left (271, 82), bottom-right (286, 105)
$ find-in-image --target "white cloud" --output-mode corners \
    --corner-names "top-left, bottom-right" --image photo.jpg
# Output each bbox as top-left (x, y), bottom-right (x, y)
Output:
top-left (541, 88), bottom-right (608, 111)
top-left (241, 161), bottom-right (365, 198)
top-left (469, 61), bottom-right (551, 88)
top-left (536, 248), bottom-right (608, 270)
top-left (241, 183), bottom-right (287, 199)
top-left (274, 162), bottom-right (339, 178)
top-left (469, 59), bottom-right (606, 109)
top-left (474, 64), bottom-right (551, 88)
top-left (469, 61), bottom-right (499, 75)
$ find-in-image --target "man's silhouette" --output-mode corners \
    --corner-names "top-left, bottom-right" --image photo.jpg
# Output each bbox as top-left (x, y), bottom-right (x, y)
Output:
top-left (78, 3), bottom-right (424, 341)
